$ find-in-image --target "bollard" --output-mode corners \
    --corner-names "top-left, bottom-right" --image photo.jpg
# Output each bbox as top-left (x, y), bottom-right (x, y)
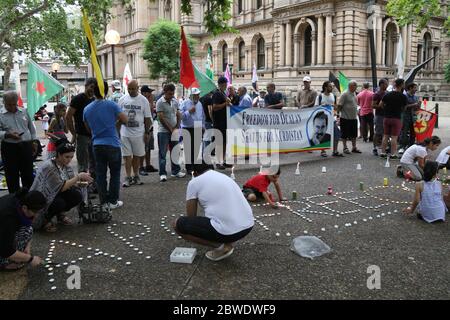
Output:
top-left (434, 103), bottom-right (439, 129)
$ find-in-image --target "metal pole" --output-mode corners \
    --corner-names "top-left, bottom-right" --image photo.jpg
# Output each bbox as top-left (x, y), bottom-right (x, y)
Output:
top-left (111, 45), bottom-right (116, 80)
top-left (367, 1), bottom-right (378, 91)
top-left (435, 103), bottom-right (439, 129)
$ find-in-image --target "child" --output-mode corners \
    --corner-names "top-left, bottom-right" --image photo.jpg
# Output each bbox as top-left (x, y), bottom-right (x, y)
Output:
top-left (242, 168), bottom-right (286, 208)
top-left (46, 103), bottom-right (68, 159)
top-left (403, 161), bottom-right (447, 223)
top-left (398, 136), bottom-right (441, 181)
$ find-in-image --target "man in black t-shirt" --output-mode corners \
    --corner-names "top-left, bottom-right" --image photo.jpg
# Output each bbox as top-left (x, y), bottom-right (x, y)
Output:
top-left (371, 78), bottom-right (388, 156)
top-left (379, 78), bottom-right (408, 159)
top-left (212, 77), bottom-right (232, 170)
top-left (264, 83), bottom-right (284, 109)
top-left (200, 92), bottom-right (214, 157)
top-left (66, 78), bottom-right (96, 175)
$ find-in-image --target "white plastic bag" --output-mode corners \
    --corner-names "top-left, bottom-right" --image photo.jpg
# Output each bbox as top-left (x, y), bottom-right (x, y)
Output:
top-left (290, 236), bottom-right (331, 260)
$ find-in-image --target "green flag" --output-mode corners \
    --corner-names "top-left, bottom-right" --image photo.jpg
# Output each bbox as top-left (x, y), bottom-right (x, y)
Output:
top-left (193, 63), bottom-right (217, 98)
top-left (338, 71), bottom-right (349, 93)
top-left (205, 46), bottom-right (214, 80)
top-left (26, 59), bottom-right (64, 119)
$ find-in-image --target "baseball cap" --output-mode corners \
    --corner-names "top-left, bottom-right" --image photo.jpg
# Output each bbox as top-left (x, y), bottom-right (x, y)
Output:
top-left (191, 88), bottom-right (201, 95)
top-left (303, 76), bottom-right (311, 82)
top-left (111, 80), bottom-right (121, 89)
top-left (141, 85), bottom-right (154, 93)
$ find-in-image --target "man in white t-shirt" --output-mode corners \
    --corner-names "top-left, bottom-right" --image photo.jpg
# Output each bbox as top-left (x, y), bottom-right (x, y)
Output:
top-left (118, 80), bottom-right (152, 187)
top-left (172, 163), bottom-right (254, 261)
top-left (436, 146), bottom-right (450, 169)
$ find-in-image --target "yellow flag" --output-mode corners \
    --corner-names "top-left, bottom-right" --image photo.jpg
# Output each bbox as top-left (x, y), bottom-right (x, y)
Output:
top-left (82, 9), bottom-right (104, 98)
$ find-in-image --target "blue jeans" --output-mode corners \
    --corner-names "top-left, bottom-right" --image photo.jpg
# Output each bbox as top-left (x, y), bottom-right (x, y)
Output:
top-left (158, 132), bottom-right (180, 176)
top-left (93, 145), bottom-right (122, 204)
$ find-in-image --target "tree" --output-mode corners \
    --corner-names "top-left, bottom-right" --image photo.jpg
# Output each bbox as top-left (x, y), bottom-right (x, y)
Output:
top-left (0, 0), bottom-right (128, 90)
top-left (386, 0), bottom-right (450, 35)
top-left (142, 20), bottom-right (196, 83)
top-left (445, 61), bottom-right (450, 83)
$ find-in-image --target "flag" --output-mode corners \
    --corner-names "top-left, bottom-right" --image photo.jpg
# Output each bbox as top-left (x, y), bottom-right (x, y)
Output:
top-left (414, 109), bottom-right (436, 142)
top-left (395, 34), bottom-right (404, 78)
top-left (123, 63), bottom-right (132, 93)
top-left (193, 63), bottom-right (217, 98)
top-left (252, 63), bottom-right (258, 92)
top-left (82, 9), bottom-right (104, 97)
top-left (329, 71), bottom-right (340, 93)
top-left (404, 56), bottom-right (436, 86)
top-left (423, 98), bottom-right (428, 108)
top-left (338, 71), bottom-right (349, 93)
top-left (205, 46), bottom-right (214, 80)
top-left (179, 26), bottom-right (198, 89)
top-left (26, 59), bottom-right (64, 119)
top-left (224, 63), bottom-right (232, 85)
top-left (14, 62), bottom-right (23, 107)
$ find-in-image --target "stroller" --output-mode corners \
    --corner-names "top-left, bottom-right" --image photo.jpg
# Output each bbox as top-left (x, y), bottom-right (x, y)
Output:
top-left (78, 183), bottom-right (112, 224)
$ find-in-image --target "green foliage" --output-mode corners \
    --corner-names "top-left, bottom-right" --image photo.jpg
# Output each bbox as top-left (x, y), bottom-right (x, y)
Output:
top-left (445, 60), bottom-right (450, 83)
top-left (386, 0), bottom-right (450, 35)
top-left (142, 19), bottom-right (196, 83)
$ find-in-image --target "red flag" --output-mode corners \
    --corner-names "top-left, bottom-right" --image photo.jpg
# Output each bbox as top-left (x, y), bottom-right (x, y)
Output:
top-left (423, 98), bottom-right (428, 108)
top-left (179, 27), bottom-right (198, 89)
top-left (414, 109), bottom-right (436, 142)
top-left (17, 94), bottom-right (24, 107)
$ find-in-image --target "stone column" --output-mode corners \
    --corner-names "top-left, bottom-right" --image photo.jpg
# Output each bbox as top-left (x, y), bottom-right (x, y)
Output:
top-left (406, 24), bottom-right (412, 66)
top-left (174, 0), bottom-right (181, 23)
top-left (376, 16), bottom-right (383, 64)
top-left (265, 44), bottom-right (270, 69)
top-left (381, 31), bottom-right (386, 65)
top-left (402, 25), bottom-right (407, 65)
top-left (325, 14), bottom-right (332, 64)
top-left (317, 15), bottom-right (324, 64)
top-left (286, 21), bottom-right (292, 66)
top-left (279, 23), bottom-right (286, 66)
top-left (293, 34), bottom-right (300, 67)
top-left (311, 31), bottom-right (317, 66)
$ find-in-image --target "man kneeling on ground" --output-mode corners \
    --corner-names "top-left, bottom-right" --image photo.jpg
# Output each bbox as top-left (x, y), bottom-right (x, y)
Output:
top-left (172, 163), bottom-right (254, 261)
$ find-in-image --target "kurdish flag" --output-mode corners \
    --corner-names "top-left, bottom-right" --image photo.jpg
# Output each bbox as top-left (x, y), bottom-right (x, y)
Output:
top-left (338, 71), bottom-right (349, 93)
top-left (206, 46), bottom-right (214, 80)
top-left (26, 59), bottom-right (64, 119)
top-left (193, 63), bottom-right (217, 98)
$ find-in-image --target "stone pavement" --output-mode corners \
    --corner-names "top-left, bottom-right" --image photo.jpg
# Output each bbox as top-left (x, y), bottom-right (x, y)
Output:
top-left (1, 120), bottom-right (449, 300)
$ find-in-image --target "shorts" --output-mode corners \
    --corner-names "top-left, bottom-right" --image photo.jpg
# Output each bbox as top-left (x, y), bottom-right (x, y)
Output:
top-left (176, 216), bottom-right (253, 243)
top-left (121, 136), bottom-right (145, 157)
top-left (339, 118), bottom-right (358, 139)
top-left (383, 118), bottom-right (402, 137)
top-left (145, 131), bottom-right (155, 152)
top-left (374, 115), bottom-right (384, 136)
top-left (242, 187), bottom-right (263, 199)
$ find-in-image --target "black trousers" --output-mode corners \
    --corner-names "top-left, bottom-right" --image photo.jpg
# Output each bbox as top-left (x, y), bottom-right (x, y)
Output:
top-left (183, 127), bottom-right (203, 173)
top-left (47, 188), bottom-right (82, 220)
top-left (1, 141), bottom-right (34, 194)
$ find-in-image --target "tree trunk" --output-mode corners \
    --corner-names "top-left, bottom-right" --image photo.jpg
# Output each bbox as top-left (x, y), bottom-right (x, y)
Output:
top-left (2, 49), bottom-right (13, 90)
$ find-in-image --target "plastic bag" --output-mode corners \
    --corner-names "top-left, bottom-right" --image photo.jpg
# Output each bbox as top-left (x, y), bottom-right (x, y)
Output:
top-left (290, 236), bottom-right (331, 260)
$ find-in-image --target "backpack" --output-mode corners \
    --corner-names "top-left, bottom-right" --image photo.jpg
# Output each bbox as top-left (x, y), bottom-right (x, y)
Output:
top-left (318, 93), bottom-right (337, 106)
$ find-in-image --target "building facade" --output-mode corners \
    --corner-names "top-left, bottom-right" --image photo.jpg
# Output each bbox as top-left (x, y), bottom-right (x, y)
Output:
top-left (97, 0), bottom-right (450, 103)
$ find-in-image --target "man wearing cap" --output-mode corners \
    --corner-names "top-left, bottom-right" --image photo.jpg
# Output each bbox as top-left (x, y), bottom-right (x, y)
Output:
top-left (109, 80), bottom-right (124, 104)
top-left (139, 85), bottom-right (158, 174)
top-left (180, 88), bottom-right (205, 173)
top-left (264, 83), bottom-right (284, 109)
top-left (252, 87), bottom-right (266, 108)
top-left (118, 80), bottom-right (152, 187)
top-left (297, 76), bottom-right (317, 109)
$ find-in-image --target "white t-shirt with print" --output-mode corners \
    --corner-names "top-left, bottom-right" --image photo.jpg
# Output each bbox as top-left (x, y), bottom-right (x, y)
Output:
top-left (186, 170), bottom-right (254, 235)
top-left (400, 144), bottom-right (428, 165)
top-left (118, 94), bottom-right (151, 138)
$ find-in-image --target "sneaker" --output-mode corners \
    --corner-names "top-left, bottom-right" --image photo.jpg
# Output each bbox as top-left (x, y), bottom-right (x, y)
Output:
top-left (320, 150), bottom-right (328, 157)
top-left (122, 176), bottom-right (133, 188)
top-left (372, 148), bottom-right (379, 156)
top-left (205, 246), bottom-right (234, 261)
top-left (398, 148), bottom-right (405, 155)
top-left (171, 172), bottom-right (186, 178)
top-left (380, 153), bottom-right (387, 158)
top-left (224, 163), bottom-right (233, 168)
top-left (108, 201), bottom-right (123, 210)
top-left (139, 167), bottom-right (148, 176)
top-left (390, 155), bottom-right (400, 160)
top-left (160, 175), bottom-right (167, 182)
top-left (145, 165), bottom-right (158, 173)
top-left (133, 176), bottom-right (143, 185)
top-left (215, 164), bottom-right (226, 170)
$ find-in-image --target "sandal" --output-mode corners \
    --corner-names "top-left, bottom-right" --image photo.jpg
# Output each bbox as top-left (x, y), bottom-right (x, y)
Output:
top-left (58, 215), bottom-right (73, 226)
top-left (44, 222), bottom-right (58, 233)
top-left (352, 148), bottom-right (362, 153)
top-left (343, 148), bottom-right (351, 154)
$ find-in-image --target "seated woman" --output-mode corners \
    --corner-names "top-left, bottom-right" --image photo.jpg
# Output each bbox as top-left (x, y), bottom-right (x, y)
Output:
top-left (31, 139), bottom-right (93, 232)
top-left (403, 161), bottom-right (447, 223)
top-left (399, 136), bottom-right (441, 181)
top-left (0, 188), bottom-right (46, 271)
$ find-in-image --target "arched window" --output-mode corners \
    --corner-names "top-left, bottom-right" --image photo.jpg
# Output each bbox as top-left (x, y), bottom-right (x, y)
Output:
top-left (304, 25), bottom-right (312, 66)
top-left (257, 38), bottom-right (265, 69)
top-left (256, 0), bottom-right (263, 9)
top-left (238, 41), bottom-right (245, 71)
top-left (385, 23), bottom-right (397, 66)
top-left (238, 0), bottom-right (243, 14)
top-left (222, 43), bottom-right (228, 72)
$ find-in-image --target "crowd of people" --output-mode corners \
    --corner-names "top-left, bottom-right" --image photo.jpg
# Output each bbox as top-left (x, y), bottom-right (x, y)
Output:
top-left (0, 72), bottom-right (448, 269)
